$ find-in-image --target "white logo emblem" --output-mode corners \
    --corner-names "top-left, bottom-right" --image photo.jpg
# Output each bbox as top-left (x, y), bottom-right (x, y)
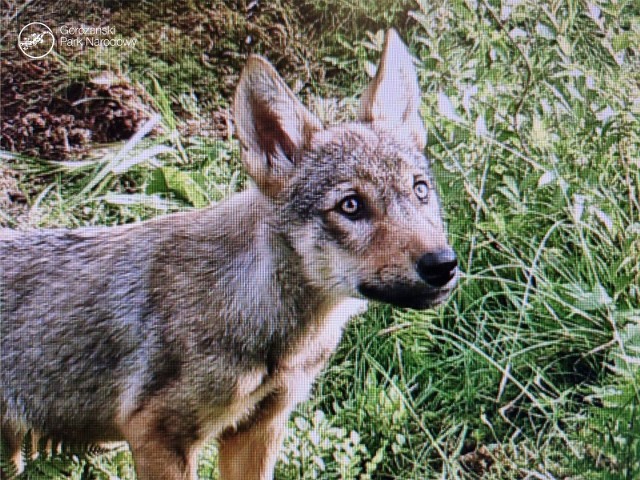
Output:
top-left (18, 22), bottom-right (55, 59)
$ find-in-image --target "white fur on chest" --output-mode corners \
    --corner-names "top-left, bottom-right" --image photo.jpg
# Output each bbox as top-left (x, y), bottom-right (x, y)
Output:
top-left (282, 297), bottom-right (369, 374)
top-left (225, 297), bottom-right (369, 428)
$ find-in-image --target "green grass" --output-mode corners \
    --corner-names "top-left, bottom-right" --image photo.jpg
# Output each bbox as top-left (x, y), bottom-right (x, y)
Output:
top-left (2, 0), bottom-right (639, 478)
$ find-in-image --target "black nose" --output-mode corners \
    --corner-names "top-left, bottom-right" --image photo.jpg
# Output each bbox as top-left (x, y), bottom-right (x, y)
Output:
top-left (416, 249), bottom-right (458, 288)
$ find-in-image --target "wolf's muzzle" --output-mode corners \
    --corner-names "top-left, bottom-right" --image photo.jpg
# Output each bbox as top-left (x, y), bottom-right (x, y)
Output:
top-left (357, 248), bottom-right (458, 310)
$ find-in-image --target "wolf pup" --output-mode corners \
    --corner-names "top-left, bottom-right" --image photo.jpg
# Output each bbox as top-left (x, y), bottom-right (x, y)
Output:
top-left (1, 30), bottom-right (457, 479)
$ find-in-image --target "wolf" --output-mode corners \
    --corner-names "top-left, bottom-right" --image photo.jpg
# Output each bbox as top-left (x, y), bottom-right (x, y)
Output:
top-left (0, 29), bottom-right (458, 479)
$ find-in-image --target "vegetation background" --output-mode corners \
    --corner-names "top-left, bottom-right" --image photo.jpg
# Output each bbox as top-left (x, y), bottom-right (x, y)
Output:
top-left (1, 0), bottom-right (639, 478)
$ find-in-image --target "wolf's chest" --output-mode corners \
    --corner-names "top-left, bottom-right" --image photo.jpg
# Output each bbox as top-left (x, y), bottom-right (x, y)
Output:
top-left (219, 297), bottom-right (368, 430)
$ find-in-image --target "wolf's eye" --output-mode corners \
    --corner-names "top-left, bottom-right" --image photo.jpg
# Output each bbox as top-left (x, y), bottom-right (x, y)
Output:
top-left (414, 181), bottom-right (430, 203)
top-left (339, 195), bottom-right (363, 218)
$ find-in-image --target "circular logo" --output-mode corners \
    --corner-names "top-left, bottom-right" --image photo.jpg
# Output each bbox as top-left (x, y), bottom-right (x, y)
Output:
top-left (18, 22), bottom-right (55, 59)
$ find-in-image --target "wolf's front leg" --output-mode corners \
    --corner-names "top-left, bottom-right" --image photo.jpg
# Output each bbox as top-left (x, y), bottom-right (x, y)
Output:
top-left (122, 400), bottom-right (200, 480)
top-left (217, 390), bottom-right (295, 480)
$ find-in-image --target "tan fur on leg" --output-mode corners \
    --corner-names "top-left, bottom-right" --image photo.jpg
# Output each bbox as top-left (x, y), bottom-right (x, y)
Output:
top-left (122, 402), bottom-right (199, 480)
top-left (218, 394), bottom-right (291, 480)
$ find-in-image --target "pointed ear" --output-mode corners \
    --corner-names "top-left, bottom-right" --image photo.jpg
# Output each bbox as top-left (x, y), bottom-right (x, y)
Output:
top-left (234, 55), bottom-right (322, 197)
top-left (359, 29), bottom-right (427, 149)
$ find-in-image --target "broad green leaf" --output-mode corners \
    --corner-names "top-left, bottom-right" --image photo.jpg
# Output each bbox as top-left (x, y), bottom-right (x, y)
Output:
top-left (146, 167), bottom-right (209, 208)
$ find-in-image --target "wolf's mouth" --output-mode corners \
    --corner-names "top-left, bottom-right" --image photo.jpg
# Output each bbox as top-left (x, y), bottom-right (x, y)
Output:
top-left (357, 283), bottom-right (453, 310)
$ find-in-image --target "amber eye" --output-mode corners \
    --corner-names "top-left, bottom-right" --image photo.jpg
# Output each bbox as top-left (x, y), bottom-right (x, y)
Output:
top-left (414, 181), bottom-right (430, 203)
top-left (339, 195), bottom-right (363, 218)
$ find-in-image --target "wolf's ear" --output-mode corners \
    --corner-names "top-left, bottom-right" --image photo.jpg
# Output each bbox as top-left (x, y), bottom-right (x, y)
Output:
top-left (234, 55), bottom-right (322, 197)
top-left (359, 29), bottom-right (426, 150)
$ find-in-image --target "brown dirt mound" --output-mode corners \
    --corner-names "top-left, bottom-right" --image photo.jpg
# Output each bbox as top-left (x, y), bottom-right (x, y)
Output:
top-left (1, 55), bottom-right (153, 160)
top-left (1, 0), bottom-right (325, 160)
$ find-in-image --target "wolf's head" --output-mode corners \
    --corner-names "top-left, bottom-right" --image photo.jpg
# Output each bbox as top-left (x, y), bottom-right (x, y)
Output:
top-left (234, 30), bottom-right (457, 309)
